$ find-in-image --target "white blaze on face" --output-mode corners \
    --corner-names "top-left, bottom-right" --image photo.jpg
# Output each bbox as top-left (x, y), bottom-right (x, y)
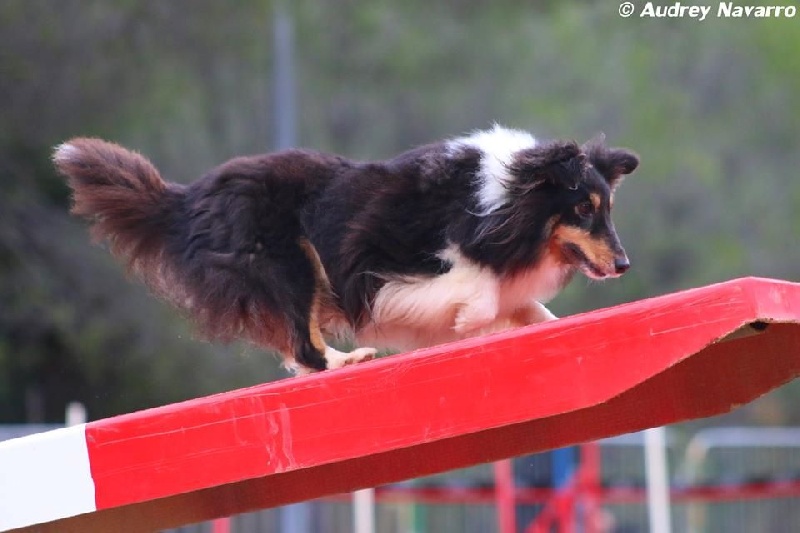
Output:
top-left (447, 124), bottom-right (537, 215)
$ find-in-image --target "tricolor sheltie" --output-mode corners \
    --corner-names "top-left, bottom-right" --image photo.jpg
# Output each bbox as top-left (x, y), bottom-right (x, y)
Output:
top-left (53, 125), bottom-right (638, 374)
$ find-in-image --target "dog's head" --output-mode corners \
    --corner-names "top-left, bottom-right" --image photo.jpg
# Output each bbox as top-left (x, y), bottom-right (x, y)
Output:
top-left (507, 138), bottom-right (639, 279)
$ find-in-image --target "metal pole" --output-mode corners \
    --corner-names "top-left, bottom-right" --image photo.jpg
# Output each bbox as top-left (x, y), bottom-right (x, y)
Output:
top-left (494, 459), bottom-right (516, 533)
top-left (579, 442), bottom-right (603, 533)
top-left (65, 402), bottom-right (86, 427)
top-left (552, 446), bottom-right (576, 531)
top-left (273, 8), bottom-right (308, 533)
top-left (272, 3), bottom-right (296, 150)
top-left (211, 518), bottom-right (231, 533)
top-left (644, 427), bottom-right (672, 533)
top-left (354, 488), bottom-right (376, 533)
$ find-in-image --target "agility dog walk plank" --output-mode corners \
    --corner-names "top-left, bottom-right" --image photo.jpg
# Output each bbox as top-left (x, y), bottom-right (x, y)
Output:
top-left (2, 277), bottom-right (800, 532)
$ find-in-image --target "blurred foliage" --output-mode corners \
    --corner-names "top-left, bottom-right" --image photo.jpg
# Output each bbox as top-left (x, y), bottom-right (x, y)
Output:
top-left (0, 0), bottom-right (798, 423)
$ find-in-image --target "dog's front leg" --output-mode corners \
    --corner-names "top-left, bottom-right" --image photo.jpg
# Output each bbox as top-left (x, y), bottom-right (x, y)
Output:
top-left (467, 301), bottom-right (558, 338)
top-left (510, 301), bottom-right (558, 327)
top-left (453, 281), bottom-right (500, 335)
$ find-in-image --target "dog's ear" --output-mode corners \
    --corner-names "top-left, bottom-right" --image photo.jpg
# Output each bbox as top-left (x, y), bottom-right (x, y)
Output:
top-left (508, 141), bottom-right (586, 191)
top-left (583, 136), bottom-right (639, 190)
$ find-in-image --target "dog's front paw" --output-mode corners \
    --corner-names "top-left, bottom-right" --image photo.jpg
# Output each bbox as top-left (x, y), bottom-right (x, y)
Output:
top-left (537, 303), bottom-right (558, 322)
top-left (512, 301), bottom-right (558, 326)
top-left (324, 346), bottom-right (377, 370)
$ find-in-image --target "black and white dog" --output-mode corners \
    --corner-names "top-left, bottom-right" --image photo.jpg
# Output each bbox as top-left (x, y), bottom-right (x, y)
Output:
top-left (53, 125), bottom-right (638, 374)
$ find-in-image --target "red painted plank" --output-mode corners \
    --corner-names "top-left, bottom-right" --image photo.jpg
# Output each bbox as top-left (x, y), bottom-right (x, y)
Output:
top-left (52, 277), bottom-right (798, 530)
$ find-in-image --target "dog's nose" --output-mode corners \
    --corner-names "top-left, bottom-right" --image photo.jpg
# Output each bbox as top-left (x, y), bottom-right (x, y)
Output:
top-left (614, 257), bottom-right (630, 274)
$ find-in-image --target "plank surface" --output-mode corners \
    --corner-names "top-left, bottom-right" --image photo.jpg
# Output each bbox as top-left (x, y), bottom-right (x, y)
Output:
top-left (4, 277), bottom-right (800, 532)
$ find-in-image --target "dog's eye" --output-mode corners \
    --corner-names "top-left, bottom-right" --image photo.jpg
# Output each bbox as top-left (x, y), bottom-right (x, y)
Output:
top-left (576, 201), bottom-right (594, 218)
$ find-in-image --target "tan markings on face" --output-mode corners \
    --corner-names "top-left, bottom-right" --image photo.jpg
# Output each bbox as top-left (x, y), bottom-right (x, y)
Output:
top-left (590, 193), bottom-right (602, 211)
top-left (543, 214), bottom-right (560, 237)
top-left (552, 225), bottom-right (616, 269)
top-left (543, 216), bottom-right (567, 265)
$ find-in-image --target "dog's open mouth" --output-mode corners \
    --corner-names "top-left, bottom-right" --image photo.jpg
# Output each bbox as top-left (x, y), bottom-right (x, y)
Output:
top-left (562, 243), bottom-right (610, 280)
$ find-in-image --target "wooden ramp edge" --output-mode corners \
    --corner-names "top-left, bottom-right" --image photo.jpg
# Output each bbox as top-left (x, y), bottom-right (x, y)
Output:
top-left (3, 277), bottom-right (800, 532)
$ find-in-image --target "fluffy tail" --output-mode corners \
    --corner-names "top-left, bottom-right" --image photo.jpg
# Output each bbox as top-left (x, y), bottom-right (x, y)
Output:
top-left (52, 138), bottom-right (184, 296)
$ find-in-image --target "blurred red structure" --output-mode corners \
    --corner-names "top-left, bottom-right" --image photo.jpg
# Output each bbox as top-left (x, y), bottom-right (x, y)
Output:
top-left (366, 453), bottom-right (800, 532)
top-left (2, 277), bottom-right (800, 532)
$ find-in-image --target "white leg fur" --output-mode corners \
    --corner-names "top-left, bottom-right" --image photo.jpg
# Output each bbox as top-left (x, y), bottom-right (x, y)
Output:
top-left (453, 284), bottom-right (500, 334)
top-left (360, 246), bottom-right (565, 351)
top-left (467, 302), bottom-right (558, 338)
top-left (367, 253), bottom-right (499, 348)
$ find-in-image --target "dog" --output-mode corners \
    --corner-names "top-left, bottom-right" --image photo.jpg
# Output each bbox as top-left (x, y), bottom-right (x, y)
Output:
top-left (53, 125), bottom-right (638, 374)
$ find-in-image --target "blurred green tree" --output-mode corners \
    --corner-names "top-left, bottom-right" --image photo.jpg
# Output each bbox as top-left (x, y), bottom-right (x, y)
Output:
top-left (1, 0), bottom-right (798, 422)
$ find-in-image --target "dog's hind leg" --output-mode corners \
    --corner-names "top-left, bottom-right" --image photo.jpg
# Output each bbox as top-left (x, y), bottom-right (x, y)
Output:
top-left (289, 239), bottom-right (376, 374)
top-left (286, 288), bottom-right (376, 374)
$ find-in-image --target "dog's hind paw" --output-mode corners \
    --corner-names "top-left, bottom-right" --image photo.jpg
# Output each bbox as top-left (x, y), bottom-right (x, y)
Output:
top-left (324, 346), bottom-right (377, 370)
